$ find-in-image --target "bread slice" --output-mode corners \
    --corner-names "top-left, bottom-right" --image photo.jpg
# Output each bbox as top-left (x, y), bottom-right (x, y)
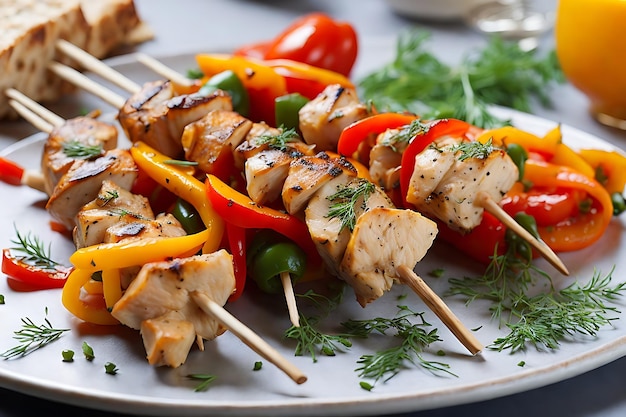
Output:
top-left (0, 0), bottom-right (90, 118)
top-left (0, 0), bottom-right (151, 119)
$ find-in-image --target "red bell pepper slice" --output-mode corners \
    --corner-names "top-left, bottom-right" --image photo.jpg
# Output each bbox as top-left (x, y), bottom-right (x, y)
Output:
top-left (205, 174), bottom-right (321, 266)
top-left (0, 156), bottom-right (24, 186)
top-left (225, 222), bottom-right (247, 302)
top-left (238, 13), bottom-right (358, 77)
top-left (2, 248), bottom-right (72, 289)
top-left (337, 113), bottom-right (419, 162)
top-left (399, 118), bottom-right (473, 207)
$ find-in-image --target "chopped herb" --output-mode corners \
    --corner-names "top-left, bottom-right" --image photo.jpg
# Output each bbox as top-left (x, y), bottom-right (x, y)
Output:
top-left (451, 138), bottom-right (497, 161)
top-left (285, 315), bottom-right (352, 362)
top-left (253, 361), bottom-right (263, 371)
top-left (255, 127), bottom-right (300, 151)
top-left (360, 381), bottom-right (374, 391)
top-left (62, 140), bottom-right (104, 159)
top-left (62, 349), bottom-right (75, 362)
top-left (10, 226), bottom-right (62, 272)
top-left (187, 373), bottom-right (217, 392)
top-left (326, 179), bottom-right (376, 232)
top-left (429, 268), bottom-right (445, 278)
top-left (99, 190), bottom-right (119, 206)
top-left (82, 341), bottom-right (95, 361)
top-left (163, 159), bottom-right (199, 166)
top-left (436, 350), bottom-right (446, 357)
top-left (0, 294), bottom-right (4, 304)
top-left (186, 68), bottom-right (205, 79)
top-left (358, 31), bottom-right (564, 128)
top-left (381, 118), bottom-right (431, 149)
top-left (1, 310), bottom-right (70, 359)
top-left (104, 362), bottom-right (119, 375)
top-left (517, 361), bottom-right (526, 367)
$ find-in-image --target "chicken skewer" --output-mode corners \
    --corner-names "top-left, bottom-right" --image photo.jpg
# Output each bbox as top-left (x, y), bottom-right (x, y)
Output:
top-left (5, 95), bottom-right (308, 383)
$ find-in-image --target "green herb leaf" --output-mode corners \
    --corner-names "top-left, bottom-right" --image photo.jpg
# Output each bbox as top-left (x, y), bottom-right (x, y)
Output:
top-left (255, 127), bottom-right (300, 151)
top-left (1, 311), bottom-right (70, 359)
top-left (104, 362), bottom-right (119, 374)
top-left (10, 226), bottom-right (62, 272)
top-left (62, 140), bottom-right (104, 159)
top-left (187, 373), bottom-right (217, 392)
top-left (82, 341), bottom-right (95, 361)
top-left (326, 179), bottom-right (376, 232)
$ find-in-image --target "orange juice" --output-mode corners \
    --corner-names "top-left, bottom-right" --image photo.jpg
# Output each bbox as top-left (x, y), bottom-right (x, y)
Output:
top-left (555, 0), bottom-right (626, 129)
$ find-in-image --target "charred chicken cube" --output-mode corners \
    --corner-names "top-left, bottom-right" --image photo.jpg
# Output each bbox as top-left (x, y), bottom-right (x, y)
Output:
top-left (45, 148), bottom-right (138, 230)
top-left (233, 122), bottom-right (282, 170)
top-left (406, 138), bottom-right (519, 233)
top-left (118, 80), bottom-right (232, 158)
top-left (103, 213), bottom-right (186, 244)
top-left (299, 84), bottom-right (370, 151)
top-left (181, 109), bottom-right (253, 174)
top-left (41, 116), bottom-right (118, 195)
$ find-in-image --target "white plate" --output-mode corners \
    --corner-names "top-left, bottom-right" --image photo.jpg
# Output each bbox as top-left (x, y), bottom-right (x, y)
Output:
top-left (1, 54), bottom-right (625, 417)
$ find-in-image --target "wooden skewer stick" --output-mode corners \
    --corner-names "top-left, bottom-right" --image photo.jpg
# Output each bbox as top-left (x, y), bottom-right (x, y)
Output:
top-left (397, 265), bottom-right (483, 356)
top-left (7, 99), bottom-right (54, 134)
top-left (55, 39), bottom-right (141, 94)
top-left (5, 88), bottom-right (64, 128)
top-left (190, 291), bottom-right (307, 384)
top-left (135, 53), bottom-right (193, 87)
top-left (280, 271), bottom-right (300, 328)
top-left (47, 62), bottom-right (127, 110)
top-left (475, 191), bottom-right (569, 276)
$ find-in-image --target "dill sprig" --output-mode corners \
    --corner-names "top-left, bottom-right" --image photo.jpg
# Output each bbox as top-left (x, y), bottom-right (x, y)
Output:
top-left (62, 140), bottom-right (104, 159)
top-left (10, 226), bottom-right (61, 271)
top-left (381, 118), bottom-right (431, 149)
top-left (448, 242), bottom-right (626, 353)
top-left (342, 305), bottom-right (454, 385)
top-left (284, 315), bottom-right (352, 362)
top-left (255, 127), bottom-right (300, 151)
top-left (1, 310), bottom-right (70, 359)
top-left (186, 373), bottom-right (217, 392)
top-left (451, 138), bottom-right (497, 161)
top-left (326, 179), bottom-right (376, 232)
top-left (358, 30), bottom-right (564, 128)
top-left (163, 159), bottom-right (199, 166)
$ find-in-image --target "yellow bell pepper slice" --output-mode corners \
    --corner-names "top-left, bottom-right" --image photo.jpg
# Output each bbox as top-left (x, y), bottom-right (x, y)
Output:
top-left (102, 268), bottom-right (123, 310)
top-left (477, 125), bottom-right (561, 158)
top-left (69, 229), bottom-right (209, 271)
top-left (578, 148), bottom-right (626, 194)
top-left (130, 141), bottom-right (224, 253)
top-left (62, 268), bottom-right (119, 326)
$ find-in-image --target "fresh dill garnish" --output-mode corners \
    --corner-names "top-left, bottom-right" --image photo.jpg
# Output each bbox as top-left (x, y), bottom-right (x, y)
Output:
top-left (1, 309), bottom-right (70, 359)
top-left (358, 30), bottom-right (564, 128)
top-left (10, 226), bottom-right (62, 272)
top-left (163, 159), bottom-right (199, 166)
top-left (187, 373), bottom-right (217, 392)
top-left (255, 127), bottom-right (300, 151)
top-left (448, 240), bottom-right (626, 353)
top-left (99, 190), bottom-right (119, 206)
top-left (326, 179), bottom-right (376, 232)
top-left (451, 138), bottom-right (497, 161)
top-left (381, 118), bottom-right (430, 149)
top-left (342, 305), bottom-right (454, 386)
top-left (62, 140), bottom-right (104, 159)
top-left (284, 315), bottom-right (352, 362)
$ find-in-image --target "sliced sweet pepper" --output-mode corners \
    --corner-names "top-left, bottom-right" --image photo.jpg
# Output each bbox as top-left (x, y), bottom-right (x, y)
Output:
top-left (130, 141), bottom-right (224, 253)
top-left (577, 148), bottom-right (626, 194)
top-left (62, 268), bottom-right (119, 325)
top-left (225, 222), bottom-right (247, 302)
top-left (205, 174), bottom-right (322, 267)
top-left (0, 156), bottom-right (24, 186)
top-left (2, 248), bottom-right (72, 289)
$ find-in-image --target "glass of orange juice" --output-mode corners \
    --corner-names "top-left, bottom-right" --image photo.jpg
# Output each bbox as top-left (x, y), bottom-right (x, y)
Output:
top-left (555, 0), bottom-right (626, 130)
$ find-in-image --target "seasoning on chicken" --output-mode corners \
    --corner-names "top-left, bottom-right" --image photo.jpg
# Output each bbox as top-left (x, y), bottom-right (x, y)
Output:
top-left (282, 151), bottom-right (358, 214)
top-left (244, 131), bottom-right (316, 205)
top-left (41, 116), bottom-right (118, 195)
top-left (368, 127), bottom-right (409, 193)
top-left (118, 80), bottom-right (232, 158)
top-left (73, 180), bottom-right (154, 248)
top-left (298, 84), bottom-right (370, 151)
top-left (405, 138), bottom-right (519, 233)
top-left (111, 250), bottom-right (236, 368)
top-left (45, 148), bottom-right (138, 230)
top-left (233, 122), bottom-right (282, 170)
top-left (180, 109), bottom-right (253, 173)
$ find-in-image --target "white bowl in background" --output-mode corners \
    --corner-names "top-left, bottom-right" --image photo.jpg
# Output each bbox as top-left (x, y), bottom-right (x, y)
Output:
top-left (385, 0), bottom-right (496, 21)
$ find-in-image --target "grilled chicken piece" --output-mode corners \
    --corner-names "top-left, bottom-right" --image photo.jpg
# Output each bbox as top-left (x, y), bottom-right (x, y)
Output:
top-left (46, 148), bottom-right (138, 230)
top-left (73, 180), bottom-right (154, 248)
top-left (369, 128), bottom-right (409, 192)
top-left (299, 84), bottom-right (370, 151)
top-left (103, 213), bottom-right (186, 243)
top-left (245, 141), bottom-right (316, 205)
top-left (111, 250), bottom-right (235, 367)
top-left (233, 122), bottom-right (282, 170)
top-left (41, 116), bottom-right (118, 195)
top-left (181, 109), bottom-right (253, 174)
top-left (406, 139), bottom-right (519, 233)
top-left (340, 207), bottom-right (438, 307)
top-left (141, 310), bottom-right (196, 368)
top-left (282, 152), bottom-right (358, 214)
top-left (118, 80), bottom-right (232, 158)
top-left (305, 177), bottom-right (394, 279)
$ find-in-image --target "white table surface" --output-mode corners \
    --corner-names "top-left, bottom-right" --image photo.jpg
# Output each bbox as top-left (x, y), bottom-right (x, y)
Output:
top-left (1, 1), bottom-right (625, 416)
